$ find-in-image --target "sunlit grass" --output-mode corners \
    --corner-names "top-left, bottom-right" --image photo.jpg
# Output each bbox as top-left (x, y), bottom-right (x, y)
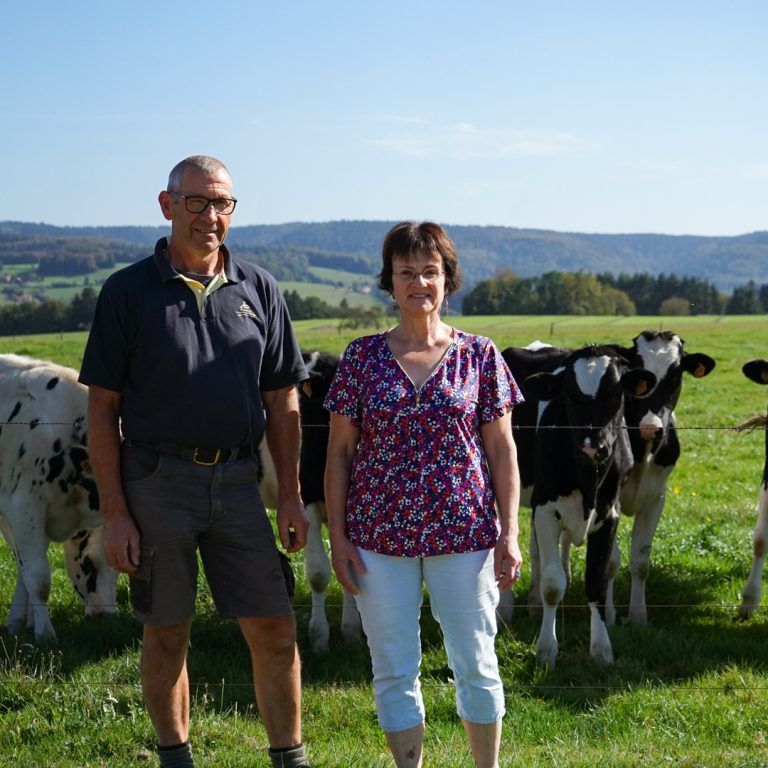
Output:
top-left (1, 317), bottom-right (767, 766)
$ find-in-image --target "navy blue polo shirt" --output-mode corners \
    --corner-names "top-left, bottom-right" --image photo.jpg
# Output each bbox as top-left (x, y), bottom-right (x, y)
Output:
top-left (79, 238), bottom-right (307, 448)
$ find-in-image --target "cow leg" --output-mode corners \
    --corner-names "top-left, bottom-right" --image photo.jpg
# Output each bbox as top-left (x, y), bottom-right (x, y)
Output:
top-left (560, 530), bottom-right (573, 585)
top-left (340, 587), bottom-right (362, 643)
top-left (0, 517), bottom-right (29, 635)
top-left (627, 467), bottom-right (670, 625)
top-left (585, 512), bottom-right (619, 664)
top-left (533, 504), bottom-right (566, 668)
top-left (304, 502), bottom-right (332, 653)
top-left (739, 486), bottom-right (768, 620)
top-left (496, 588), bottom-right (514, 626)
top-left (604, 537), bottom-right (621, 626)
top-left (2, 518), bottom-right (57, 643)
top-left (61, 527), bottom-right (117, 617)
top-left (527, 516), bottom-right (542, 616)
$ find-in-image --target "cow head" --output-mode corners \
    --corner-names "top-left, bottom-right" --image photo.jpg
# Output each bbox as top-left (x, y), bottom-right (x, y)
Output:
top-left (526, 345), bottom-right (656, 466)
top-left (625, 331), bottom-right (715, 443)
top-left (300, 350), bottom-right (340, 405)
top-left (743, 359), bottom-right (768, 385)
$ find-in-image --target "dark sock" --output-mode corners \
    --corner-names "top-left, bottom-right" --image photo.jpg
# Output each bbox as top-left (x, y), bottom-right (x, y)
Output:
top-left (157, 741), bottom-right (194, 768)
top-left (268, 742), bottom-right (311, 768)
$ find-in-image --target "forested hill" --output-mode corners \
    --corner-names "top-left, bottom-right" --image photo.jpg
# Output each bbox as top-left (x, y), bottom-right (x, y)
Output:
top-left (2, 220), bottom-right (767, 291)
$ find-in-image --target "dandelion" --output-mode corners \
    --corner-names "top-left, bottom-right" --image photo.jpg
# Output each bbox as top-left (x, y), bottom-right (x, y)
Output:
top-left (673, 486), bottom-right (681, 494)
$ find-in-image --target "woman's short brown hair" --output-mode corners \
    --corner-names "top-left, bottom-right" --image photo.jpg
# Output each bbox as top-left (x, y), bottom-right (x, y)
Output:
top-left (377, 221), bottom-right (462, 296)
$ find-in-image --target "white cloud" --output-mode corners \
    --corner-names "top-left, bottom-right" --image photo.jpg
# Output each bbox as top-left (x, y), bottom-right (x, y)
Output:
top-left (744, 163), bottom-right (768, 180)
top-left (369, 120), bottom-right (597, 159)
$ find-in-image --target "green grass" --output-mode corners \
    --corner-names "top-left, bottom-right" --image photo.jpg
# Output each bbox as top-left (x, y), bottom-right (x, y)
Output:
top-left (1, 317), bottom-right (768, 766)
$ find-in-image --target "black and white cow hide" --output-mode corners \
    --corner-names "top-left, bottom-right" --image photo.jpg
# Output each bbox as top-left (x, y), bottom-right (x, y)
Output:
top-left (0, 354), bottom-right (117, 643)
top-left (737, 358), bottom-right (768, 620)
top-left (611, 331), bottom-right (715, 625)
top-left (512, 345), bottom-right (655, 667)
top-left (258, 350), bottom-right (361, 653)
top-left (298, 350), bottom-right (361, 652)
top-left (498, 342), bottom-right (570, 622)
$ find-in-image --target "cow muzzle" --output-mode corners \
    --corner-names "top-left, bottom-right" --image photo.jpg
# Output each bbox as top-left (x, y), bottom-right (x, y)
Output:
top-left (638, 413), bottom-right (664, 442)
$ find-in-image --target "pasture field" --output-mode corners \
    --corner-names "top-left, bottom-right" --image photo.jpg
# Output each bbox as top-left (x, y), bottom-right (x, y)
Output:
top-left (1, 316), bottom-right (767, 766)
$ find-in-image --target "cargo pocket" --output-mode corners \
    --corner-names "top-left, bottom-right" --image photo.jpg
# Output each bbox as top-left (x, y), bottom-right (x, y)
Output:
top-left (130, 546), bottom-right (156, 615)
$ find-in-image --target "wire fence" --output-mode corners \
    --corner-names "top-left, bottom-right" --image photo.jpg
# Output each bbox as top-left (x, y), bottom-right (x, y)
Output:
top-left (1, 416), bottom-right (766, 694)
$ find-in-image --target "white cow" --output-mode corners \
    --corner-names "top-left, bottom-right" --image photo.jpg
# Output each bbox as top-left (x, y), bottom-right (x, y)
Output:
top-left (738, 359), bottom-right (768, 620)
top-left (0, 354), bottom-right (117, 643)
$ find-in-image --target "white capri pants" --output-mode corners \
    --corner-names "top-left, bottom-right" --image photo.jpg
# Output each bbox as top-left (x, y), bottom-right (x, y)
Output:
top-left (353, 547), bottom-right (505, 733)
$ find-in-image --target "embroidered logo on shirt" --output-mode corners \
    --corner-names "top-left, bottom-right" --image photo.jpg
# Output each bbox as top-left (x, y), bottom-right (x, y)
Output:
top-left (236, 301), bottom-right (258, 319)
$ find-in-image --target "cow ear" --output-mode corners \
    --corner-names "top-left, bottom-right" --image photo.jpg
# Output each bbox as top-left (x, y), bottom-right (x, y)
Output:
top-left (300, 380), bottom-right (313, 398)
top-left (683, 353), bottom-right (716, 378)
top-left (524, 370), bottom-right (563, 401)
top-left (743, 359), bottom-right (768, 385)
top-left (622, 369), bottom-right (657, 397)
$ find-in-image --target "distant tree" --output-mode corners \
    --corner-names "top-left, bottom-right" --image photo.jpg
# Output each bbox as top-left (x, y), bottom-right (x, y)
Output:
top-left (659, 296), bottom-right (691, 316)
top-left (727, 281), bottom-right (763, 314)
top-left (759, 282), bottom-right (768, 311)
top-left (65, 287), bottom-right (99, 329)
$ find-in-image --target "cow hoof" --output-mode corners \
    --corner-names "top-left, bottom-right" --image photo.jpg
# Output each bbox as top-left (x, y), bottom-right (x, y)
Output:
top-left (535, 641), bottom-right (558, 669)
top-left (627, 609), bottom-right (648, 626)
top-left (341, 626), bottom-right (363, 645)
top-left (736, 604), bottom-right (756, 622)
top-left (308, 622), bottom-right (330, 654)
top-left (590, 644), bottom-right (614, 664)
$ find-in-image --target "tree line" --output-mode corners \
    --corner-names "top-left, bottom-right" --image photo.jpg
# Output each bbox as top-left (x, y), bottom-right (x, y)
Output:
top-left (462, 271), bottom-right (768, 316)
top-left (0, 287), bottom-right (98, 336)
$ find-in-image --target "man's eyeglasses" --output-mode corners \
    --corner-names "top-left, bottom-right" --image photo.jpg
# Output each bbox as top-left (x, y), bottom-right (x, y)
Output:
top-left (392, 267), bottom-right (444, 283)
top-left (169, 191), bottom-right (238, 215)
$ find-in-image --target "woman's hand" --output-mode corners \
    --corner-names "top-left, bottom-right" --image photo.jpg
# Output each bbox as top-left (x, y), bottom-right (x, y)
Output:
top-left (494, 532), bottom-right (523, 592)
top-left (330, 535), bottom-right (367, 595)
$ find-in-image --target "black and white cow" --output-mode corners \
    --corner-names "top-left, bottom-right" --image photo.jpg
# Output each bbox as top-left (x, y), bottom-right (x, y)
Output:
top-left (737, 359), bottom-right (768, 621)
top-left (298, 350), bottom-right (361, 652)
top-left (259, 350), bottom-right (361, 653)
top-left (612, 331), bottom-right (715, 625)
top-left (504, 344), bottom-right (655, 667)
top-left (498, 342), bottom-right (570, 622)
top-left (0, 354), bottom-right (117, 643)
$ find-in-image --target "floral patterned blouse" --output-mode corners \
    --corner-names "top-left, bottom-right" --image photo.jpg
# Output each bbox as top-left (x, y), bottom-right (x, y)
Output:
top-left (324, 330), bottom-right (523, 557)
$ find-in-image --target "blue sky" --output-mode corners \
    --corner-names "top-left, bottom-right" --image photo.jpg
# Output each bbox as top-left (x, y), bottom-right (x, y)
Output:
top-left (2, 1), bottom-right (766, 235)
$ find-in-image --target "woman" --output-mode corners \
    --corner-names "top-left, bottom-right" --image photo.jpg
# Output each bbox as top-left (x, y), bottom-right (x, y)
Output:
top-left (324, 221), bottom-right (523, 768)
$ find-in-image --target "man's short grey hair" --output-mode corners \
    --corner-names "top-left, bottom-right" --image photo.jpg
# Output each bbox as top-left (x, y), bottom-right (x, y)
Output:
top-left (167, 156), bottom-right (230, 192)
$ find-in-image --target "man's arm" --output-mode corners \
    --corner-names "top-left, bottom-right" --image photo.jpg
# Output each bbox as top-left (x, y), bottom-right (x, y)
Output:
top-left (262, 385), bottom-right (309, 553)
top-left (88, 385), bottom-right (140, 574)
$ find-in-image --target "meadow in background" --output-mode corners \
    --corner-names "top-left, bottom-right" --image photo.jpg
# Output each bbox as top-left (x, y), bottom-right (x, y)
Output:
top-left (0, 315), bottom-right (766, 767)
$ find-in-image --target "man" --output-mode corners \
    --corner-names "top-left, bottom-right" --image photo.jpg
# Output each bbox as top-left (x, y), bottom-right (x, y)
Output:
top-left (79, 156), bottom-right (313, 768)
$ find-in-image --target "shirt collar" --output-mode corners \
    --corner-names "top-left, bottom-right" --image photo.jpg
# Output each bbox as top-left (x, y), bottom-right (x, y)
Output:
top-left (152, 237), bottom-right (239, 284)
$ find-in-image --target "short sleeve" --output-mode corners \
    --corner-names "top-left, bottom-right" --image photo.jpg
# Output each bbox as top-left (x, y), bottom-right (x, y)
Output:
top-left (324, 339), bottom-right (365, 426)
top-left (477, 339), bottom-right (524, 423)
top-left (79, 275), bottom-right (131, 392)
top-left (259, 276), bottom-right (308, 391)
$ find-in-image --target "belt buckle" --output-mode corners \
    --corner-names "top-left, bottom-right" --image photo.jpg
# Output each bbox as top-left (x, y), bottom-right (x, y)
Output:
top-left (193, 447), bottom-right (221, 466)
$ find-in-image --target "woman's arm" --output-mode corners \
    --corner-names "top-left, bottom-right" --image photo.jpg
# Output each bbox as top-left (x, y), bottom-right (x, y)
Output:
top-left (324, 412), bottom-right (366, 594)
top-left (481, 410), bottom-right (523, 590)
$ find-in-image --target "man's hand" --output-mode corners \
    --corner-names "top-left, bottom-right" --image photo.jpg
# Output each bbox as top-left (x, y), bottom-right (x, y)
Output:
top-left (276, 496), bottom-right (309, 553)
top-left (101, 493), bottom-right (141, 575)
